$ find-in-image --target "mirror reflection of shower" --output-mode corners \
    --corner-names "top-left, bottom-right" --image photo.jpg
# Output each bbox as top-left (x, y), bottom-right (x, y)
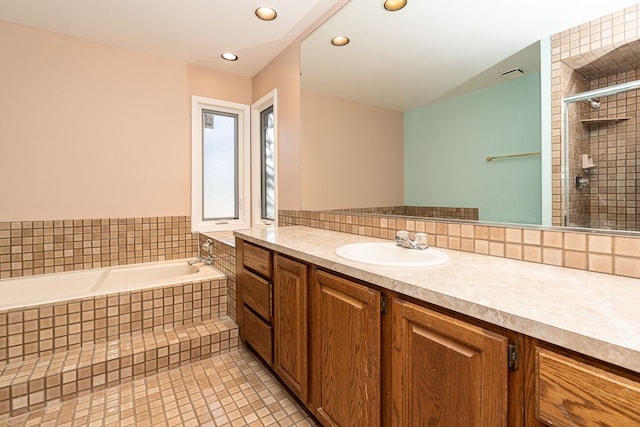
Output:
top-left (586, 98), bottom-right (601, 109)
top-left (564, 80), bottom-right (640, 231)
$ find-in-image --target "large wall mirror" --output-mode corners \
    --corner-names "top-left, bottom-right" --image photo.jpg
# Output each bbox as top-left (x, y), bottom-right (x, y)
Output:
top-left (300, 0), bottom-right (640, 233)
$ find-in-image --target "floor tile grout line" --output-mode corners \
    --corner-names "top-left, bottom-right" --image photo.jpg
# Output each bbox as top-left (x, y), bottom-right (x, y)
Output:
top-left (2, 346), bottom-right (316, 426)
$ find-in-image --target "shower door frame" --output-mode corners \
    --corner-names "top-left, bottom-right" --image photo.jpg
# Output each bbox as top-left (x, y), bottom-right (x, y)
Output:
top-left (562, 79), bottom-right (640, 228)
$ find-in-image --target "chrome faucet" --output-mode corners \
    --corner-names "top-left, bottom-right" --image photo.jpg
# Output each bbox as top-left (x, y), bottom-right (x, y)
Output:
top-left (189, 238), bottom-right (215, 265)
top-left (395, 230), bottom-right (429, 250)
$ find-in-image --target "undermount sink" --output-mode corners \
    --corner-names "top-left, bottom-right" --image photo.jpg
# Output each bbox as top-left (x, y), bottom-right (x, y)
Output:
top-left (335, 242), bottom-right (449, 267)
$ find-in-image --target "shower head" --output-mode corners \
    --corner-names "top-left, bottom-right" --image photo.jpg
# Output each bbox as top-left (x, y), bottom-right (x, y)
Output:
top-left (587, 98), bottom-right (601, 109)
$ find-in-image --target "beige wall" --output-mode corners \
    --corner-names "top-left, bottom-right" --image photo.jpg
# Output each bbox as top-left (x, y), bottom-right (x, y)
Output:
top-left (1, 0), bottom-right (387, 220)
top-left (0, 20), bottom-right (251, 221)
top-left (300, 90), bottom-right (404, 210)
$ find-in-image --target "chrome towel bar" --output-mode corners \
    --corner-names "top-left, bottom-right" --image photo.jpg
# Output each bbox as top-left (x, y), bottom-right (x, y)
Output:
top-left (486, 151), bottom-right (541, 161)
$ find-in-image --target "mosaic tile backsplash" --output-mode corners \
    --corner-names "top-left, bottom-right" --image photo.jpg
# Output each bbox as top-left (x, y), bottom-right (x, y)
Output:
top-left (279, 209), bottom-right (640, 279)
top-left (332, 205), bottom-right (479, 220)
top-left (0, 216), bottom-right (197, 279)
top-left (2, 208), bottom-right (638, 284)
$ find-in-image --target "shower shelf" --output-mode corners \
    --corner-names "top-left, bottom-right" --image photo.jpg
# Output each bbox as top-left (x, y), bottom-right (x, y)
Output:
top-left (580, 117), bottom-right (631, 125)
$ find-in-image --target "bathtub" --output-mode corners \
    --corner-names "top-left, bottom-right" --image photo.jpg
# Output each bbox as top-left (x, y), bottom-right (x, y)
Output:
top-left (0, 259), bottom-right (225, 310)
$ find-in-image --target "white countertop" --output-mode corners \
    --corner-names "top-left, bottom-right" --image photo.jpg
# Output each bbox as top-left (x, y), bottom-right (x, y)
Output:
top-left (235, 226), bottom-right (640, 372)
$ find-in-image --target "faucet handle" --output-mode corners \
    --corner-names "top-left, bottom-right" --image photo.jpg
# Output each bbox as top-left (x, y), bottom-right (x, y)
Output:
top-left (395, 230), bottom-right (409, 246)
top-left (414, 233), bottom-right (428, 250)
top-left (396, 230), bottom-right (409, 239)
top-left (202, 239), bottom-right (213, 254)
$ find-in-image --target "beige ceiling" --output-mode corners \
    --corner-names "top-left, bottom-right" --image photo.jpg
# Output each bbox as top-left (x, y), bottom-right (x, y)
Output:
top-left (0, 0), bottom-right (340, 77)
top-left (301, 0), bottom-right (640, 111)
top-left (1, 0), bottom-right (639, 104)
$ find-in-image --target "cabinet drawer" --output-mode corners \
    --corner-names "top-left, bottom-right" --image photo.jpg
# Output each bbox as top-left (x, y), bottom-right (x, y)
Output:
top-left (536, 348), bottom-right (640, 426)
top-left (241, 270), bottom-right (271, 321)
top-left (243, 242), bottom-right (272, 279)
top-left (244, 305), bottom-right (273, 366)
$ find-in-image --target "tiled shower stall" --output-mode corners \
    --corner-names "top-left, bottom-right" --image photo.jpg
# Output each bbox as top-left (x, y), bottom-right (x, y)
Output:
top-left (553, 5), bottom-right (640, 231)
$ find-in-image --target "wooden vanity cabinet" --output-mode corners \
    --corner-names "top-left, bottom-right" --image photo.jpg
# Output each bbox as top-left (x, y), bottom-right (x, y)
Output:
top-left (239, 240), bottom-right (382, 423)
top-left (310, 269), bottom-right (381, 427)
top-left (390, 298), bottom-right (509, 427)
top-left (236, 239), bottom-right (514, 427)
top-left (273, 254), bottom-right (309, 402)
top-left (237, 238), bottom-right (640, 426)
top-left (237, 241), bottom-right (312, 404)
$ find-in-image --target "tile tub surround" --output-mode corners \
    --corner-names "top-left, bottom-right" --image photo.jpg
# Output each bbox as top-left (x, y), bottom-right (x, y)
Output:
top-left (201, 231), bottom-right (237, 321)
top-left (0, 317), bottom-right (237, 417)
top-left (0, 277), bottom-right (228, 363)
top-left (279, 209), bottom-right (640, 279)
top-left (0, 276), bottom-right (233, 416)
top-left (0, 216), bottom-right (198, 279)
top-left (235, 226), bottom-right (640, 373)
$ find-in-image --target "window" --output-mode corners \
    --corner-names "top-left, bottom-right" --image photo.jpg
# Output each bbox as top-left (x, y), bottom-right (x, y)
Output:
top-left (260, 106), bottom-right (275, 221)
top-left (251, 90), bottom-right (278, 226)
top-left (191, 92), bottom-right (277, 232)
top-left (191, 96), bottom-right (250, 231)
top-left (202, 109), bottom-right (238, 220)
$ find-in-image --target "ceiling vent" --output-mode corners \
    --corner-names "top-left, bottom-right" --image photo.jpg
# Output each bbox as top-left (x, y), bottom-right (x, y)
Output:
top-left (498, 68), bottom-right (525, 80)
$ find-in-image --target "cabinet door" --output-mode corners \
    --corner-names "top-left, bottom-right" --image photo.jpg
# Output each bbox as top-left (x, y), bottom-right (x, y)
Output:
top-left (391, 298), bottom-right (508, 427)
top-left (311, 270), bottom-right (381, 427)
top-left (274, 255), bottom-right (308, 401)
top-left (535, 347), bottom-right (640, 426)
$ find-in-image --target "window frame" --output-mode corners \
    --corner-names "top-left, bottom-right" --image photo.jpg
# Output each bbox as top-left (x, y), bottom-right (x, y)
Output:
top-left (191, 96), bottom-right (250, 232)
top-left (251, 89), bottom-right (278, 227)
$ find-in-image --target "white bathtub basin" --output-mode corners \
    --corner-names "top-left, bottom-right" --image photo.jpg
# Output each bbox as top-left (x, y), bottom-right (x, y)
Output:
top-left (0, 259), bottom-right (224, 310)
top-left (335, 242), bottom-right (449, 267)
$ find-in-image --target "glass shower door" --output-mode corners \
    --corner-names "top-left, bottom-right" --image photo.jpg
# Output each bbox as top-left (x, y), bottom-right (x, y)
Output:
top-left (564, 81), bottom-right (640, 231)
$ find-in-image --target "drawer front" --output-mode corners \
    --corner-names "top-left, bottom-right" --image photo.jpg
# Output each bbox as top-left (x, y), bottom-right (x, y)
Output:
top-left (243, 242), bottom-right (272, 279)
top-left (242, 270), bottom-right (271, 321)
top-left (244, 305), bottom-right (273, 366)
top-left (536, 348), bottom-right (640, 426)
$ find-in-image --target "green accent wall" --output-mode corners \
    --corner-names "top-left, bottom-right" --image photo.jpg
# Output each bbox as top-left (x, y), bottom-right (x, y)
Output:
top-left (404, 73), bottom-right (542, 224)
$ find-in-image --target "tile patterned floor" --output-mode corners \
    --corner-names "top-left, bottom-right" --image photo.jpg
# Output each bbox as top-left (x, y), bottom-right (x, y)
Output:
top-left (1, 345), bottom-right (316, 427)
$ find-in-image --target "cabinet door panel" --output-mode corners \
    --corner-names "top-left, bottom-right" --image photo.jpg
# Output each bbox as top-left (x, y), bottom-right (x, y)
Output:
top-left (536, 348), bottom-right (640, 426)
top-left (391, 298), bottom-right (508, 427)
top-left (311, 270), bottom-right (381, 427)
top-left (274, 255), bottom-right (308, 401)
top-left (243, 305), bottom-right (273, 365)
top-left (243, 242), bottom-right (272, 279)
top-left (241, 270), bottom-right (271, 321)
top-left (408, 324), bottom-right (483, 424)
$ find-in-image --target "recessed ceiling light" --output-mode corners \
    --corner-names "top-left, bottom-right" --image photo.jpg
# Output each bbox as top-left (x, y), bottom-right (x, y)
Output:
top-left (221, 52), bottom-right (238, 61)
top-left (384, 0), bottom-right (407, 11)
top-left (331, 36), bottom-right (350, 47)
top-left (255, 7), bottom-right (277, 21)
